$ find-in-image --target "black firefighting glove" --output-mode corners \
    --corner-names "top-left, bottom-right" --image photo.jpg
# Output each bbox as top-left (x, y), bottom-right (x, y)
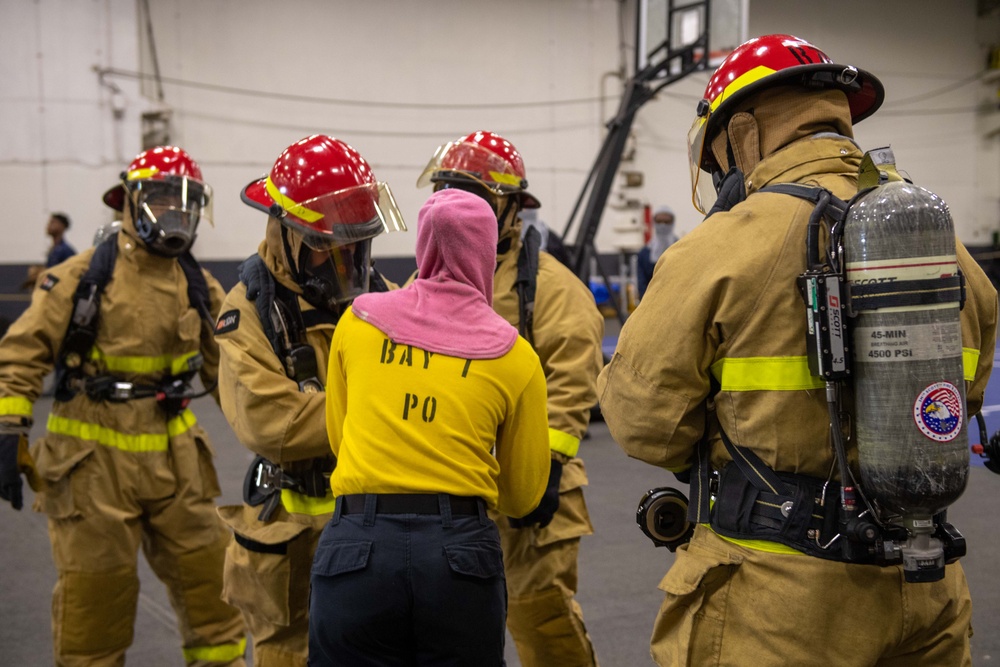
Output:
top-left (0, 433), bottom-right (24, 510)
top-left (509, 459), bottom-right (562, 530)
top-left (705, 166), bottom-right (747, 218)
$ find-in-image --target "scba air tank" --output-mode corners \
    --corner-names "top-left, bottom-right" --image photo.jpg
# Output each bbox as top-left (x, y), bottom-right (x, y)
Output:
top-left (845, 180), bottom-right (968, 531)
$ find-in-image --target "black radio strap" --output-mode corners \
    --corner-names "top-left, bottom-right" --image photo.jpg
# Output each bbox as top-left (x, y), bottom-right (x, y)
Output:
top-left (515, 226), bottom-right (541, 347)
top-left (53, 236), bottom-right (118, 401)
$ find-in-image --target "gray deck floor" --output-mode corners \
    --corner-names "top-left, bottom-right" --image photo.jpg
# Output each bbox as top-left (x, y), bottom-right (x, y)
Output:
top-left (2, 394), bottom-right (998, 666)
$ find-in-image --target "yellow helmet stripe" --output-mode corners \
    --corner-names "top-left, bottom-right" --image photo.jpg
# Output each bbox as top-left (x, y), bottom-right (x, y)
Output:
top-left (709, 65), bottom-right (778, 114)
top-left (265, 176), bottom-right (324, 224)
top-left (126, 167), bottom-right (160, 181)
top-left (488, 171), bottom-right (522, 187)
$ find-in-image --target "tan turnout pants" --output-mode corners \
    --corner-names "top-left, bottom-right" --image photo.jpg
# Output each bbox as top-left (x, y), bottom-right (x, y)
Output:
top-left (651, 526), bottom-right (972, 667)
top-left (34, 428), bottom-right (246, 667)
top-left (219, 500), bottom-right (330, 667)
top-left (496, 465), bottom-right (599, 667)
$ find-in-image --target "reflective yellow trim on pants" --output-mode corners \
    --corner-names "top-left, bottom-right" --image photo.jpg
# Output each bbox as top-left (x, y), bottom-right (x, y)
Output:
top-left (182, 637), bottom-right (247, 664)
top-left (963, 347), bottom-right (979, 382)
top-left (0, 396), bottom-right (33, 417)
top-left (88, 348), bottom-right (201, 376)
top-left (281, 488), bottom-right (335, 516)
top-left (711, 356), bottom-right (825, 391)
top-left (549, 428), bottom-right (580, 458)
top-left (46, 409), bottom-right (197, 453)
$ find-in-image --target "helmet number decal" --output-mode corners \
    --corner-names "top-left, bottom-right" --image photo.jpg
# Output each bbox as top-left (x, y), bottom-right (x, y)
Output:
top-left (787, 44), bottom-right (818, 65)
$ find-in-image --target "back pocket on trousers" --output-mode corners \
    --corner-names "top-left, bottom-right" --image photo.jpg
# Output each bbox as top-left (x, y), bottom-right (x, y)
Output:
top-left (312, 540), bottom-right (373, 577)
top-left (444, 541), bottom-right (504, 579)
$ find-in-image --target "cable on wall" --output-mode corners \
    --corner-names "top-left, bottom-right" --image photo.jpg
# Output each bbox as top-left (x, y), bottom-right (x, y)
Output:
top-left (93, 67), bottom-right (613, 111)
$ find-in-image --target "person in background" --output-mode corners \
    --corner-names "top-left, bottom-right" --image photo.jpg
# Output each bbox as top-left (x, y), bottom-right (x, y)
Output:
top-left (418, 130), bottom-right (603, 667)
top-left (636, 205), bottom-right (677, 298)
top-left (21, 212), bottom-right (78, 290)
top-left (214, 134), bottom-right (404, 667)
top-left (45, 212), bottom-right (76, 268)
top-left (309, 188), bottom-right (550, 665)
top-left (0, 146), bottom-right (246, 665)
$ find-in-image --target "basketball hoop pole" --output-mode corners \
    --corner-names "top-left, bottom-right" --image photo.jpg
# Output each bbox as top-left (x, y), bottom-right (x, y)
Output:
top-left (561, 0), bottom-right (712, 310)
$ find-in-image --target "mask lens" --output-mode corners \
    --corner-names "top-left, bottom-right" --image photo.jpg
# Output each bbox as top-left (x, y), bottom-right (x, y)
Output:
top-left (298, 239), bottom-right (372, 308)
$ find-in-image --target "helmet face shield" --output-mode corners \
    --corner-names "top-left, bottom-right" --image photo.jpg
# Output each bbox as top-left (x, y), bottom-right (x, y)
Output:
top-left (688, 114), bottom-right (712, 214)
top-left (255, 178), bottom-right (406, 251)
top-left (417, 135), bottom-right (540, 209)
top-left (417, 141), bottom-right (524, 194)
top-left (129, 175), bottom-right (213, 256)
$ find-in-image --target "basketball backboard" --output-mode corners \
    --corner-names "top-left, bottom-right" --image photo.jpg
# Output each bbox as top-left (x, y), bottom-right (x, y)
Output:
top-left (635, 0), bottom-right (748, 75)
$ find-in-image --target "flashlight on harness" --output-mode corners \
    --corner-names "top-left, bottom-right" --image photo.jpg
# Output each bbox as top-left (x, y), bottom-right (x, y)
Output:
top-left (636, 487), bottom-right (694, 552)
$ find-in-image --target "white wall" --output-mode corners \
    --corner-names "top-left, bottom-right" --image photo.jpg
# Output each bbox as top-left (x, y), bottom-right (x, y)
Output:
top-left (1, 0), bottom-right (997, 263)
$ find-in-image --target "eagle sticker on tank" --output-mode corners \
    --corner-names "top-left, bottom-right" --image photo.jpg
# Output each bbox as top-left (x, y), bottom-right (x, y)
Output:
top-left (913, 382), bottom-right (963, 442)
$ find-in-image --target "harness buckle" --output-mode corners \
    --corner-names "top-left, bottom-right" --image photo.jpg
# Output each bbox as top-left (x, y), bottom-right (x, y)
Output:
top-left (780, 501), bottom-right (794, 518)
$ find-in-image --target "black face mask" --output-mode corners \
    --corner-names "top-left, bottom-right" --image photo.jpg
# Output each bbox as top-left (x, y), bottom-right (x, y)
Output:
top-left (131, 197), bottom-right (198, 257)
top-left (294, 240), bottom-right (370, 312)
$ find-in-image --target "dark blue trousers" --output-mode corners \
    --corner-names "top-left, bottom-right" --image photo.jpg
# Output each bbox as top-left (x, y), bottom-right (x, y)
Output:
top-left (308, 494), bottom-right (507, 666)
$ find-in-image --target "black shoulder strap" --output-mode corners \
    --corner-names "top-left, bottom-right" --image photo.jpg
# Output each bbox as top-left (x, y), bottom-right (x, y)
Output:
top-left (369, 265), bottom-right (391, 295)
top-left (178, 251), bottom-right (214, 325)
top-left (53, 235), bottom-right (119, 401)
top-left (759, 183), bottom-right (850, 225)
top-left (515, 226), bottom-right (542, 346)
top-left (760, 183), bottom-right (850, 272)
top-left (239, 253), bottom-right (323, 390)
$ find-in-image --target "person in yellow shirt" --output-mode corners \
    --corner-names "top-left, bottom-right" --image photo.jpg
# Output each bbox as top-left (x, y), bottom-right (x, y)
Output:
top-left (310, 189), bottom-right (550, 665)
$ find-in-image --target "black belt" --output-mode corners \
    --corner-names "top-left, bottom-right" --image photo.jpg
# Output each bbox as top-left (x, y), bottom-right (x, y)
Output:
top-left (339, 494), bottom-right (482, 516)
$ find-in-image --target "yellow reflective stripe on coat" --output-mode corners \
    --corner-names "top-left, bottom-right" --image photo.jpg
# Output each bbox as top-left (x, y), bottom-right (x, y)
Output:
top-left (548, 428), bottom-right (580, 458)
top-left (46, 409), bottom-right (197, 453)
top-left (963, 347), bottom-right (979, 382)
top-left (281, 488), bottom-right (335, 516)
top-left (182, 637), bottom-right (247, 664)
top-left (711, 356), bottom-right (825, 391)
top-left (167, 409), bottom-right (198, 437)
top-left (709, 525), bottom-right (806, 555)
top-left (0, 396), bottom-right (33, 417)
top-left (89, 348), bottom-right (201, 376)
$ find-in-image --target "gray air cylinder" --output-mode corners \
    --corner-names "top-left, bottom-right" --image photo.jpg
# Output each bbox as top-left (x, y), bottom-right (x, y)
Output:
top-left (845, 180), bottom-right (968, 529)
